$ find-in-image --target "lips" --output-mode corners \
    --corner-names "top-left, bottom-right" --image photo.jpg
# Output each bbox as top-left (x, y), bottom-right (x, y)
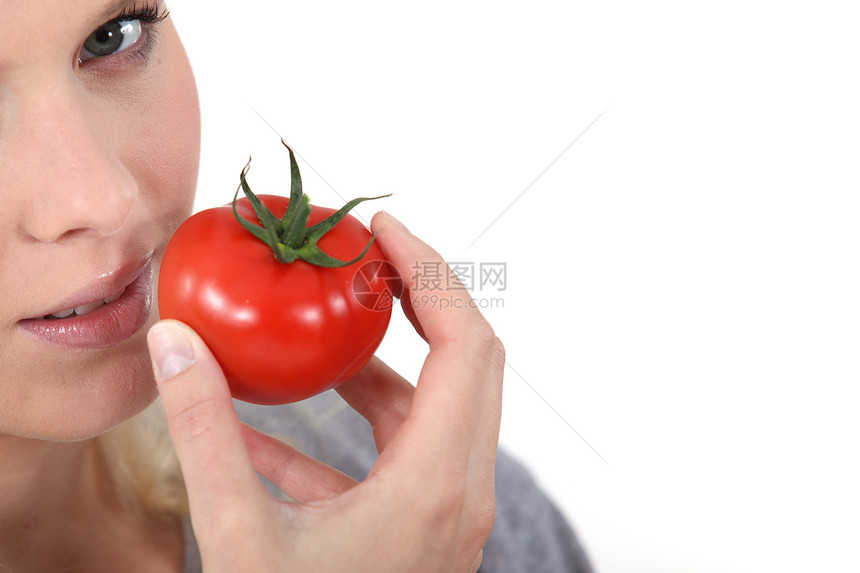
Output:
top-left (17, 255), bottom-right (155, 350)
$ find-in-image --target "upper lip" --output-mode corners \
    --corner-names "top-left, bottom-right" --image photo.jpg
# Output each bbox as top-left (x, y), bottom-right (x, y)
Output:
top-left (20, 253), bottom-right (153, 321)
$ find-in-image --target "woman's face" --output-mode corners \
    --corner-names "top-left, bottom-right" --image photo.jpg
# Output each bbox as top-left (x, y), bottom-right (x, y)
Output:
top-left (0, 1), bottom-right (200, 440)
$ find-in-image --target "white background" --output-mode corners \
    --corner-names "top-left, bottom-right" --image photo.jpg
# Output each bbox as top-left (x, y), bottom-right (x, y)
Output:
top-left (172, 2), bottom-right (860, 571)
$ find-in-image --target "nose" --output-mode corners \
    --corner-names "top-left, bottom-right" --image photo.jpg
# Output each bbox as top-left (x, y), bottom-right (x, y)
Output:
top-left (11, 87), bottom-right (138, 243)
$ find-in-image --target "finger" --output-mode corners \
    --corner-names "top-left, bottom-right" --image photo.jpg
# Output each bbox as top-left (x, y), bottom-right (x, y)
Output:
top-left (399, 289), bottom-right (427, 342)
top-left (370, 212), bottom-right (505, 477)
top-left (372, 211), bottom-right (490, 344)
top-left (400, 322), bottom-right (505, 487)
top-left (147, 320), bottom-right (264, 523)
top-left (335, 356), bottom-right (415, 452)
top-left (240, 424), bottom-right (358, 503)
top-left (471, 550), bottom-right (484, 573)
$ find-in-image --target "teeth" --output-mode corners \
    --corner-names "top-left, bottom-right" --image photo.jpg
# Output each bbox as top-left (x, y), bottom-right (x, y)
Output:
top-left (44, 287), bottom-right (126, 319)
top-left (74, 300), bottom-right (103, 316)
top-left (104, 287), bottom-right (125, 304)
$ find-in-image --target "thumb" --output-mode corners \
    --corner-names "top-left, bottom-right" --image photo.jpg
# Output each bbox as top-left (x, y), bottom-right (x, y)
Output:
top-left (147, 319), bottom-right (262, 524)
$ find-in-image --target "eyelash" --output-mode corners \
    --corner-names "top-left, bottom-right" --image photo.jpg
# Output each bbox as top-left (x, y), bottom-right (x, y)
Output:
top-left (116, 2), bottom-right (170, 27)
top-left (84, 2), bottom-right (171, 67)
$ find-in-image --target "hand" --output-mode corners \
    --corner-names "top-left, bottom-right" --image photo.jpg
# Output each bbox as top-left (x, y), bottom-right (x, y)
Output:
top-left (147, 211), bottom-right (505, 572)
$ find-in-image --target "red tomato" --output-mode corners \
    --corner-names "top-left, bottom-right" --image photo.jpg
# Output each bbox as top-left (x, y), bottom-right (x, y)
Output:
top-left (158, 190), bottom-right (397, 405)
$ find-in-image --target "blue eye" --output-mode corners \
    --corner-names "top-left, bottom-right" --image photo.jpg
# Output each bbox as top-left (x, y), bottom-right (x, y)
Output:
top-left (80, 19), bottom-right (144, 62)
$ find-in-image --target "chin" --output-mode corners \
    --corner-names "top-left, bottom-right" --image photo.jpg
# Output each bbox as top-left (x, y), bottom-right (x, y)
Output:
top-left (2, 331), bottom-right (160, 442)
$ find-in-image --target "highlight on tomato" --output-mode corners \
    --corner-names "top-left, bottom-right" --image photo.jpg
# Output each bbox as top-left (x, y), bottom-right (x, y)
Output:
top-left (157, 140), bottom-right (401, 404)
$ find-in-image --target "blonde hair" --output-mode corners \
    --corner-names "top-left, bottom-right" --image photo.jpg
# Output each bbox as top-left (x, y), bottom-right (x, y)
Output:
top-left (95, 398), bottom-right (189, 520)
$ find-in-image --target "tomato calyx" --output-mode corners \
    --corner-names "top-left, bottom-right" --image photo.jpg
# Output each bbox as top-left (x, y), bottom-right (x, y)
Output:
top-left (232, 139), bottom-right (389, 267)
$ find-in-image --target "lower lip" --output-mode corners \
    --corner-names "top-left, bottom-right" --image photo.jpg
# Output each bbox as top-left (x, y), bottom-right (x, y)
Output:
top-left (17, 260), bottom-right (154, 351)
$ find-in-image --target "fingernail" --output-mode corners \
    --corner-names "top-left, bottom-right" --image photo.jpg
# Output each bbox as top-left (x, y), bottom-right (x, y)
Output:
top-left (380, 210), bottom-right (410, 235)
top-left (147, 322), bottom-right (195, 381)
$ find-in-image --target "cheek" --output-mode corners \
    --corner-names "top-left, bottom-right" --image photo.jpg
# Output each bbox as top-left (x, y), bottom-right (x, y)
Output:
top-left (125, 35), bottom-right (201, 235)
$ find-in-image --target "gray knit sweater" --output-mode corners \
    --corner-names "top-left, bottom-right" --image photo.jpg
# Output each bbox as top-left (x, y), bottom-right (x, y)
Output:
top-left (182, 392), bottom-right (593, 573)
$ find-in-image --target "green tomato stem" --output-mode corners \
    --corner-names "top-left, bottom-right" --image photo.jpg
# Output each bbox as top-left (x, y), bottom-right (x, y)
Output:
top-left (232, 140), bottom-right (390, 267)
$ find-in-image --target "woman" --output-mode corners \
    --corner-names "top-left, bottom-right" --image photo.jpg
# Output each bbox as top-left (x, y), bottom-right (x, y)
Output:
top-left (0, 1), bottom-right (591, 571)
